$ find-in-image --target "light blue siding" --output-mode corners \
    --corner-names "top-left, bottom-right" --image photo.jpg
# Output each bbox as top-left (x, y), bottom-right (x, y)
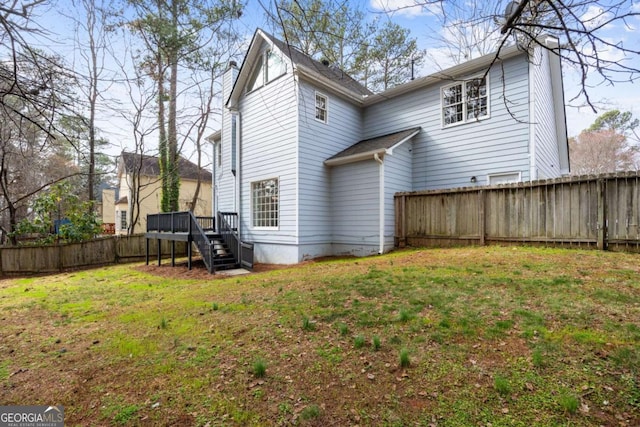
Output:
top-left (217, 31), bottom-right (567, 264)
top-left (297, 79), bottom-right (363, 251)
top-left (364, 56), bottom-right (531, 190)
top-left (237, 41), bottom-right (299, 255)
top-left (383, 142), bottom-right (413, 250)
top-left (330, 160), bottom-right (379, 255)
top-left (531, 48), bottom-right (563, 179)
top-left (216, 65), bottom-right (238, 214)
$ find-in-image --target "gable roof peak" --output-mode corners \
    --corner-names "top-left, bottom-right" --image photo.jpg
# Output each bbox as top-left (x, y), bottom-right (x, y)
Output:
top-left (227, 28), bottom-right (371, 107)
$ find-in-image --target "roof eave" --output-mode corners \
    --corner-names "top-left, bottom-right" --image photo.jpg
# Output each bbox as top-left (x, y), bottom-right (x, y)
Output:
top-left (296, 65), bottom-right (367, 104)
top-left (364, 44), bottom-right (523, 106)
top-left (324, 149), bottom-right (386, 167)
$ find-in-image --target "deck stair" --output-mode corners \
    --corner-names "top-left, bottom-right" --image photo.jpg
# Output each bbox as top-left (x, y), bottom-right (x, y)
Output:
top-left (145, 211), bottom-right (253, 273)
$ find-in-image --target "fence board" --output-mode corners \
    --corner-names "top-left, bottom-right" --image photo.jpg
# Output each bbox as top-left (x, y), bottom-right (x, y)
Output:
top-left (395, 172), bottom-right (640, 253)
top-left (0, 235), bottom-right (188, 276)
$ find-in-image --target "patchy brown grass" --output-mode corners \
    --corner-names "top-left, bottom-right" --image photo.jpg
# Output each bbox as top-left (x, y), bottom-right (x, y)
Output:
top-left (0, 246), bottom-right (639, 426)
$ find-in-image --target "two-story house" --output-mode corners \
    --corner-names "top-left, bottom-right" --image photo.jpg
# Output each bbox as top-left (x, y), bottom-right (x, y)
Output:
top-left (211, 29), bottom-right (569, 264)
top-left (103, 152), bottom-right (212, 235)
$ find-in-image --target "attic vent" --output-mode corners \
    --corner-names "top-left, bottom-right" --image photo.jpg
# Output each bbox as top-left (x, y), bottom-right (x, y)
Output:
top-left (321, 59), bottom-right (330, 66)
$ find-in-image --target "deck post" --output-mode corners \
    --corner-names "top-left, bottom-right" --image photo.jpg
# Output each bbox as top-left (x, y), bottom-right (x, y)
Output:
top-left (171, 241), bottom-right (175, 267)
top-left (157, 239), bottom-right (161, 266)
top-left (145, 238), bottom-right (149, 265)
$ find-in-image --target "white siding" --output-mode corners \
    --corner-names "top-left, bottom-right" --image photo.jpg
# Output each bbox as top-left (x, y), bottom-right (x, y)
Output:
top-left (531, 47), bottom-right (563, 179)
top-left (383, 142), bottom-right (413, 250)
top-left (330, 160), bottom-right (379, 255)
top-left (298, 79), bottom-right (363, 250)
top-left (364, 56), bottom-right (531, 190)
top-left (238, 42), bottom-right (299, 255)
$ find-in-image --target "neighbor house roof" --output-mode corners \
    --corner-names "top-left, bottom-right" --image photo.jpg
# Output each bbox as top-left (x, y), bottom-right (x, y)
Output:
top-left (324, 127), bottom-right (421, 166)
top-left (118, 152), bottom-right (213, 181)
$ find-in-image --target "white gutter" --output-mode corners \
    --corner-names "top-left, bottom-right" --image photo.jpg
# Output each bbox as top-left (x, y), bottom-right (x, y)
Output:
top-left (374, 153), bottom-right (385, 254)
top-left (324, 128), bottom-right (421, 167)
top-left (295, 66), bottom-right (366, 104)
top-left (324, 149), bottom-right (387, 167)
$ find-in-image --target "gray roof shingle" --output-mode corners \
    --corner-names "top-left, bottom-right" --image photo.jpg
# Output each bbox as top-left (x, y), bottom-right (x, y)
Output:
top-left (326, 127), bottom-right (421, 164)
top-left (119, 152), bottom-right (212, 181)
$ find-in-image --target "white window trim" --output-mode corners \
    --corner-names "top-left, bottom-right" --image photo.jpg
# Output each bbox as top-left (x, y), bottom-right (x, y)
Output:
top-left (245, 49), bottom-right (287, 94)
top-left (441, 73), bottom-right (490, 128)
top-left (487, 171), bottom-right (522, 186)
top-left (251, 177), bottom-right (280, 230)
top-left (315, 91), bottom-right (328, 124)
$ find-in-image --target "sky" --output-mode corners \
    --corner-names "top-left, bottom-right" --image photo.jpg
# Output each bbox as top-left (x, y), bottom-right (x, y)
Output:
top-left (30, 0), bottom-right (640, 159)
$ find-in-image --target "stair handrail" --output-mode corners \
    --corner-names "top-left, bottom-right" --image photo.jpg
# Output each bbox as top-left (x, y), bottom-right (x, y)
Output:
top-left (187, 211), bottom-right (215, 273)
top-left (217, 212), bottom-right (239, 266)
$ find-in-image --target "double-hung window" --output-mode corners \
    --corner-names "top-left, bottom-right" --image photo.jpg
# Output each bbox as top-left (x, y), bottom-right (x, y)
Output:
top-left (252, 178), bottom-right (279, 228)
top-left (120, 211), bottom-right (127, 230)
top-left (315, 92), bottom-right (328, 123)
top-left (442, 76), bottom-right (489, 127)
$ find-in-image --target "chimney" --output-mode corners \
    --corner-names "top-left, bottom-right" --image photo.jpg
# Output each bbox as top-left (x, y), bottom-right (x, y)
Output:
top-left (223, 60), bottom-right (239, 106)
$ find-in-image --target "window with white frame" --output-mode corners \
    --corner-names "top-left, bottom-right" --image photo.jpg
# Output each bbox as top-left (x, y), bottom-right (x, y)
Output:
top-left (120, 210), bottom-right (127, 230)
top-left (246, 49), bottom-right (287, 92)
top-left (488, 172), bottom-right (521, 185)
top-left (442, 76), bottom-right (488, 127)
top-left (315, 92), bottom-right (327, 123)
top-left (252, 178), bottom-right (279, 228)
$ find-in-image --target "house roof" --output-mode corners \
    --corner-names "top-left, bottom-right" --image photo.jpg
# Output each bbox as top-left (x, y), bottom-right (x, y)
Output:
top-left (227, 29), bottom-right (372, 108)
top-left (324, 127), bottom-right (421, 166)
top-left (115, 196), bottom-right (128, 205)
top-left (119, 152), bottom-right (213, 181)
top-left (266, 30), bottom-right (372, 98)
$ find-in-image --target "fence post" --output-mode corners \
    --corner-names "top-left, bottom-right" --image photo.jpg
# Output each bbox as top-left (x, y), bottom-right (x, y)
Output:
top-left (597, 178), bottom-right (608, 251)
top-left (396, 195), bottom-right (407, 248)
top-left (478, 189), bottom-right (486, 246)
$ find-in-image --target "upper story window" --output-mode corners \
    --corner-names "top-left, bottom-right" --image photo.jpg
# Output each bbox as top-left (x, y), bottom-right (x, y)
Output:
top-left (315, 92), bottom-right (328, 123)
top-left (442, 75), bottom-right (489, 127)
top-left (246, 49), bottom-right (286, 92)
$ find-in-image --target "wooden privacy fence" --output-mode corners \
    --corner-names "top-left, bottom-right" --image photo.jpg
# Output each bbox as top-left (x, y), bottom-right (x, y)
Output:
top-left (395, 172), bottom-right (640, 253)
top-left (0, 235), bottom-right (187, 276)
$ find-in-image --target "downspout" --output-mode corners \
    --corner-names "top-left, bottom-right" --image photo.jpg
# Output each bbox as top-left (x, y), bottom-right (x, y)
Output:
top-left (374, 153), bottom-right (384, 254)
top-left (236, 112), bottom-right (242, 258)
top-left (212, 142), bottom-right (217, 231)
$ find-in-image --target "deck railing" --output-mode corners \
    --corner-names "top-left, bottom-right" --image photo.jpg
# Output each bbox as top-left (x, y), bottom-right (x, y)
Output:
top-left (218, 212), bottom-right (254, 270)
top-left (147, 212), bottom-right (215, 233)
top-left (147, 211), bottom-right (216, 272)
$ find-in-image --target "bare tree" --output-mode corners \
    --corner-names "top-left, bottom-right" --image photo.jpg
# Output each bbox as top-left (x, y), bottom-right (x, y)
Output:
top-left (111, 37), bottom-right (160, 235)
top-left (67, 0), bottom-right (114, 204)
top-left (0, 1), bottom-right (60, 132)
top-left (424, 2), bottom-right (503, 65)
top-left (569, 129), bottom-right (638, 175)
top-left (0, 50), bottom-right (80, 244)
top-left (396, 0), bottom-right (640, 111)
top-left (125, 0), bottom-right (242, 213)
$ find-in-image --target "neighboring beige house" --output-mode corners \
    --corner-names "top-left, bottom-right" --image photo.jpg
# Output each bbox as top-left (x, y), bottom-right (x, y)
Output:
top-left (103, 152), bottom-right (212, 235)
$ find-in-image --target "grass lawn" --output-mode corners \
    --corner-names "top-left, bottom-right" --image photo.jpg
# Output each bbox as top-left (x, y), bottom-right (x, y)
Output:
top-left (0, 246), bottom-right (639, 426)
